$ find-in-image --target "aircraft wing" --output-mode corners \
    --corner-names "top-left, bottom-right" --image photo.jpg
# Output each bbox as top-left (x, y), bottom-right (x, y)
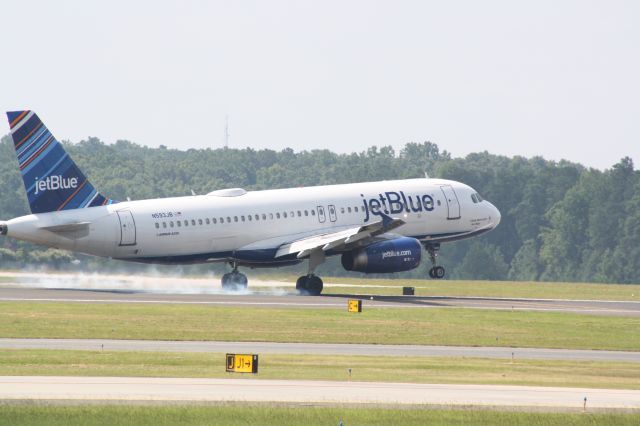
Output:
top-left (275, 213), bottom-right (405, 259)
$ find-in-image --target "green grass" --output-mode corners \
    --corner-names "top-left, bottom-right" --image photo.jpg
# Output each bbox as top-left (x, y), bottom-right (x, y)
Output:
top-left (1, 349), bottom-right (639, 390)
top-left (320, 277), bottom-right (640, 300)
top-left (0, 405), bottom-right (638, 426)
top-left (1, 302), bottom-right (639, 350)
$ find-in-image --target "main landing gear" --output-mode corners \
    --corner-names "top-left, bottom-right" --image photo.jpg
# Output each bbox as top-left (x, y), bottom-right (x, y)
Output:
top-left (221, 263), bottom-right (248, 291)
top-left (296, 248), bottom-right (325, 296)
top-left (425, 243), bottom-right (446, 279)
top-left (296, 274), bottom-right (324, 296)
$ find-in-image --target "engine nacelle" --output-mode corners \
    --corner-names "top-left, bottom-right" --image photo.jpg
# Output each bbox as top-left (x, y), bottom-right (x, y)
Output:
top-left (341, 237), bottom-right (422, 273)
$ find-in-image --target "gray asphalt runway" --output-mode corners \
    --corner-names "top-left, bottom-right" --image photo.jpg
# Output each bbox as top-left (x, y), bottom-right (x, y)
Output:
top-left (1, 286), bottom-right (639, 316)
top-left (2, 338), bottom-right (639, 362)
top-left (2, 376), bottom-right (638, 409)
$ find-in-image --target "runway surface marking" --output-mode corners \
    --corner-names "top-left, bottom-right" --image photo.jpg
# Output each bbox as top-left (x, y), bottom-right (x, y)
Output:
top-left (1, 376), bottom-right (638, 408)
top-left (2, 338), bottom-right (639, 362)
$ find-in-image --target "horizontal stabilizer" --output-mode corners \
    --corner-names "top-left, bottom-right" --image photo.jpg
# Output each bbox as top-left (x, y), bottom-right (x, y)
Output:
top-left (39, 222), bottom-right (90, 233)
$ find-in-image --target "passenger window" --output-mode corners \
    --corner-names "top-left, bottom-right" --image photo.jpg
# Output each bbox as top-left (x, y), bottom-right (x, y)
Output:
top-left (276, 213), bottom-right (281, 219)
top-left (241, 215), bottom-right (245, 222)
top-left (262, 214), bottom-right (267, 220)
top-left (255, 214), bottom-right (260, 221)
top-left (283, 212), bottom-right (287, 218)
top-left (213, 218), bottom-right (217, 224)
top-left (355, 206), bottom-right (358, 212)
top-left (297, 211), bottom-right (301, 217)
top-left (304, 210), bottom-right (308, 216)
top-left (155, 223), bottom-right (159, 229)
top-left (177, 221), bottom-right (182, 227)
top-left (437, 200), bottom-right (441, 206)
top-left (227, 216), bottom-right (231, 223)
top-left (347, 207), bottom-right (352, 213)
top-left (269, 213), bottom-right (274, 220)
top-left (197, 219), bottom-right (202, 225)
top-left (341, 207), bottom-right (345, 214)
top-left (206, 218), bottom-right (210, 225)
top-left (234, 216), bottom-right (238, 222)
top-left (162, 222), bottom-right (167, 228)
top-left (170, 221), bottom-right (174, 228)
top-left (311, 210), bottom-right (315, 216)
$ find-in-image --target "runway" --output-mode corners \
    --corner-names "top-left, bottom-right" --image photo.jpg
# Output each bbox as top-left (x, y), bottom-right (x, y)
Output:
top-left (2, 338), bottom-right (639, 362)
top-left (1, 286), bottom-right (639, 316)
top-left (1, 376), bottom-right (638, 409)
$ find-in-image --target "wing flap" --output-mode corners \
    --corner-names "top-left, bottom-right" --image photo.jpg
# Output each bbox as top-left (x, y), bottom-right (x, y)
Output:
top-left (276, 213), bottom-right (406, 259)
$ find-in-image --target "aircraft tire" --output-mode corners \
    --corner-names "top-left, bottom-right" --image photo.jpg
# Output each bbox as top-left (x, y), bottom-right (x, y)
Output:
top-left (434, 266), bottom-right (445, 279)
top-left (222, 272), bottom-right (248, 290)
top-left (306, 275), bottom-right (323, 296)
top-left (295, 276), bottom-right (306, 291)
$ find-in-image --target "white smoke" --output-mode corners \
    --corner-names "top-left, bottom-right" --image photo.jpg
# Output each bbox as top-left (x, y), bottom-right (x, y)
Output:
top-left (0, 271), bottom-right (293, 295)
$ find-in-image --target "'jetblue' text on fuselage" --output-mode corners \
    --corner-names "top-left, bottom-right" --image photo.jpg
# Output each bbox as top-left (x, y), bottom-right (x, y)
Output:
top-left (362, 191), bottom-right (435, 222)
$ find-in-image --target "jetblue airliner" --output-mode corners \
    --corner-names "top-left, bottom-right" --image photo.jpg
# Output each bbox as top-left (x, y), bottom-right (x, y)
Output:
top-left (0, 111), bottom-right (500, 295)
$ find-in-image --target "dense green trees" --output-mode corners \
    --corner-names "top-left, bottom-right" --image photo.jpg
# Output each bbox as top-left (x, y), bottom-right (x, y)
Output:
top-left (0, 134), bottom-right (638, 284)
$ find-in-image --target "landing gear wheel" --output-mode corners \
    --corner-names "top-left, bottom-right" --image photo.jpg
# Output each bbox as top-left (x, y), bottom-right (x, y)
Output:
top-left (295, 276), bottom-right (306, 291)
top-left (296, 275), bottom-right (324, 296)
top-left (429, 266), bottom-right (445, 279)
top-left (221, 271), bottom-right (248, 291)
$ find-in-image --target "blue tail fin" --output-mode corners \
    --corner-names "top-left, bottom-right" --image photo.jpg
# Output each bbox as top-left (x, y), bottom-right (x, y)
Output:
top-left (6, 110), bottom-right (115, 214)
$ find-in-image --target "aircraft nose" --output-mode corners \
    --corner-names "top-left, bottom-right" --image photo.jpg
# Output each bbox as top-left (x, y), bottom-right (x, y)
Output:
top-left (488, 202), bottom-right (501, 228)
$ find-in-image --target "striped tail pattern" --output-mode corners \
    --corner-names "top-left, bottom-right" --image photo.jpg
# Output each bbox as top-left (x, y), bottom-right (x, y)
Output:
top-left (6, 110), bottom-right (115, 214)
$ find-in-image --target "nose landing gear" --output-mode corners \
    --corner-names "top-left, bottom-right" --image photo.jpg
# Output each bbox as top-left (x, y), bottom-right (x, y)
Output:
top-left (425, 243), bottom-right (446, 279)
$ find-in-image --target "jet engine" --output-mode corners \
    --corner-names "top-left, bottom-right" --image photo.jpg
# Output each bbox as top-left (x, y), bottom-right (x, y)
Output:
top-left (341, 237), bottom-right (422, 273)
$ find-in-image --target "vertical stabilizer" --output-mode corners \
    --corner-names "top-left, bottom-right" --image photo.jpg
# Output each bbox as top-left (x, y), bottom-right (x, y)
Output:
top-left (6, 110), bottom-right (115, 214)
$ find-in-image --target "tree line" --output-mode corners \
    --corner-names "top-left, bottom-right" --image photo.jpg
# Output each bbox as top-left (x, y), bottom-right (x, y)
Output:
top-left (0, 134), bottom-right (638, 284)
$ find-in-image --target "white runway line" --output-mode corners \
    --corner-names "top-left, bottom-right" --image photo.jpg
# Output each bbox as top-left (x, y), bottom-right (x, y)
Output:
top-left (1, 376), bottom-right (638, 408)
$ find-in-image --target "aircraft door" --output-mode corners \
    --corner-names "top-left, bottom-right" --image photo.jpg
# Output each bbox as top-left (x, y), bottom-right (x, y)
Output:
top-left (328, 204), bottom-right (337, 222)
top-left (440, 185), bottom-right (461, 220)
top-left (117, 210), bottom-right (137, 246)
top-left (317, 206), bottom-right (326, 223)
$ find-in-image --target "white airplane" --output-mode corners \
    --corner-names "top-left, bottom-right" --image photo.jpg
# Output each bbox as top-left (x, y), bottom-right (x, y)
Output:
top-left (0, 111), bottom-right (501, 295)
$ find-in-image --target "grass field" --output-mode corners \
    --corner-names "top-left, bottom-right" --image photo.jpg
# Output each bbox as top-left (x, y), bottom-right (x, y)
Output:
top-left (0, 405), bottom-right (639, 426)
top-left (1, 349), bottom-right (639, 390)
top-left (1, 302), bottom-right (639, 350)
top-left (320, 277), bottom-right (640, 300)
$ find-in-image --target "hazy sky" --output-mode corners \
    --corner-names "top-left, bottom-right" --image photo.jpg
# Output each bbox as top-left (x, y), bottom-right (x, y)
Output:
top-left (2, 1), bottom-right (638, 169)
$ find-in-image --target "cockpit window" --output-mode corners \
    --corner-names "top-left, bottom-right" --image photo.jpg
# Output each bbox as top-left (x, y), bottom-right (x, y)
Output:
top-left (471, 194), bottom-right (478, 203)
top-left (476, 193), bottom-right (484, 202)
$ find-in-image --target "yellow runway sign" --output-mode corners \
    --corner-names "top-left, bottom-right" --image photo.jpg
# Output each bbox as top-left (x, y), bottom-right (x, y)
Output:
top-left (226, 353), bottom-right (259, 373)
top-left (348, 299), bottom-right (362, 313)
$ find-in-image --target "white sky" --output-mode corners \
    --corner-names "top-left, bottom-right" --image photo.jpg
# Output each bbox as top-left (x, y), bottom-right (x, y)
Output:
top-left (2, 1), bottom-right (639, 169)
